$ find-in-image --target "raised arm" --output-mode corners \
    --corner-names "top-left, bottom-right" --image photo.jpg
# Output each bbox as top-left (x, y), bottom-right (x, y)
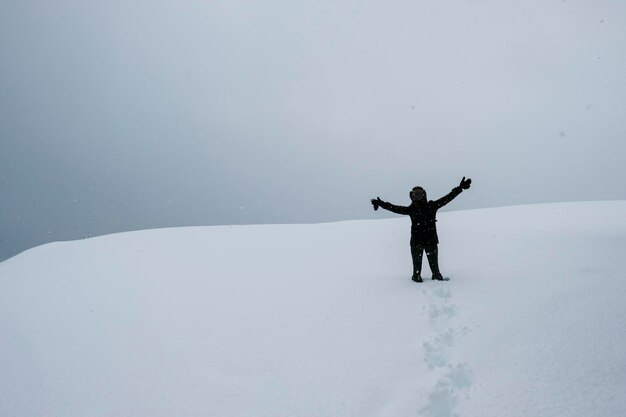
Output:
top-left (371, 197), bottom-right (411, 215)
top-left (434, 177), bottom-right (471, 209)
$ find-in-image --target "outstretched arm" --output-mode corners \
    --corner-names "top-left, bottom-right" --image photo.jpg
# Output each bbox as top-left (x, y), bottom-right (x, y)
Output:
top-left (434, 177), bottom-right (471, 209)
top-left (371, 197), bottom-right (410, 215)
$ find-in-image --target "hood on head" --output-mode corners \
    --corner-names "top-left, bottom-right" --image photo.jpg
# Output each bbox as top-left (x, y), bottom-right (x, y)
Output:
top-left (410, 186), bottom-right (427, 203)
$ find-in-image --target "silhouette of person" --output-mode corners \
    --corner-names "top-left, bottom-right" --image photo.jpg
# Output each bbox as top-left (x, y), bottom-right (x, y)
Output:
top-left (371, 177), bottom-right (471, 282)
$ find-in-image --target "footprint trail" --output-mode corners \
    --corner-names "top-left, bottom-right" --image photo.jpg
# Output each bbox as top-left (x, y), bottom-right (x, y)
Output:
top-left (420, 285), bottom-right (473, 417)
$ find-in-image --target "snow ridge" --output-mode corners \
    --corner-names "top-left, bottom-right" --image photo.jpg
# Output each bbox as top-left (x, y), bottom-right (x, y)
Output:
top-left (1, 201), bottom-right (626, 417)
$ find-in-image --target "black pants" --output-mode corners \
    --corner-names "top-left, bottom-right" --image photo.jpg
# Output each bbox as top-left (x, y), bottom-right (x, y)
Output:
top-left (411, 244), bottom-right (441, 277)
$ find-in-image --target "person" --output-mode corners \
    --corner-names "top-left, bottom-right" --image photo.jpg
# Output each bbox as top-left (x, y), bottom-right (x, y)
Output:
top-left (371, 177), bottom-right (471, 282)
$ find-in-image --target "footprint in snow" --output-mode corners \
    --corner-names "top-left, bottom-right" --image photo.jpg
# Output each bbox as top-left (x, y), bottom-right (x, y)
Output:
top-left (420, 286), bottom-right (474, 417)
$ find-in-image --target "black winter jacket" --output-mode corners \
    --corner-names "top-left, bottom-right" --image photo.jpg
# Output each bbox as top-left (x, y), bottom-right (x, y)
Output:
top-left (378, 187), bottom-right (463, 246)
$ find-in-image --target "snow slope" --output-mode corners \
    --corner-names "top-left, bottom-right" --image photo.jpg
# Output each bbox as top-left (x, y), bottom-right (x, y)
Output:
top-left (1, 201), bottom-right (625, 417)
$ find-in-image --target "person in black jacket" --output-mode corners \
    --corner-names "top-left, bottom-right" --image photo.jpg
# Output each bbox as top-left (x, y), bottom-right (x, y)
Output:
top-left (371, 177), bottom-right (471, 282)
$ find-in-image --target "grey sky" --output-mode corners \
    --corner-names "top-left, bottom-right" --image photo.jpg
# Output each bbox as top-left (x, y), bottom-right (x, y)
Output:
top-left (1, 0), bottom-right (625, 261)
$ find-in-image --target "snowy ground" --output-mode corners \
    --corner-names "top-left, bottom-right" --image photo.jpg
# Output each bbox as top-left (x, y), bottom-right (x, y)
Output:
top-left (1, 201), bottom-right (625, 417)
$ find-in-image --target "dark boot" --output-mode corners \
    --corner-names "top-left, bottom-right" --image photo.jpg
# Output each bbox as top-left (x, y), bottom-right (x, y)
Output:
top-left (425, 245), bottom-right (443, 280)
top-left (410, 245), bottom-right (424, 282)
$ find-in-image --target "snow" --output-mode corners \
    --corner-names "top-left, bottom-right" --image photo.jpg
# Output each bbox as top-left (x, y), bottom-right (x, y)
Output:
top-left (1, 201), bottom-right (625, 417)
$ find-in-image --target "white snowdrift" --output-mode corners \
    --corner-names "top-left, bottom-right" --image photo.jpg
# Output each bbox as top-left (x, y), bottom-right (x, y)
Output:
top-left (1, 201), bottom-right (625, 417)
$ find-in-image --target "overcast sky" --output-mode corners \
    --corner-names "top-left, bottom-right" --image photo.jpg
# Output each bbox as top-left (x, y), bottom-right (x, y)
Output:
top-left (1, 0), bottom-right (625, 260)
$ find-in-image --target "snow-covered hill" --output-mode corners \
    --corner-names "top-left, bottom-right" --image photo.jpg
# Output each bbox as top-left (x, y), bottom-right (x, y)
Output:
top-left (1, 201), bottom-right (625, 417)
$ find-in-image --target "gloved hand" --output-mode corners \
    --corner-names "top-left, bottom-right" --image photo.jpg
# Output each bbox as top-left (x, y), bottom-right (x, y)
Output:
top-left (459, 177), bottom-right (472, 190)
top-left (371, 197), bottom-right (382, 211)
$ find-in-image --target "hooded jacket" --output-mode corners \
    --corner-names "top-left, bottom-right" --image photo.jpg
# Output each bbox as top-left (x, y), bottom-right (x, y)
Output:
top-left (378, 186), bottom-right (463, 246)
